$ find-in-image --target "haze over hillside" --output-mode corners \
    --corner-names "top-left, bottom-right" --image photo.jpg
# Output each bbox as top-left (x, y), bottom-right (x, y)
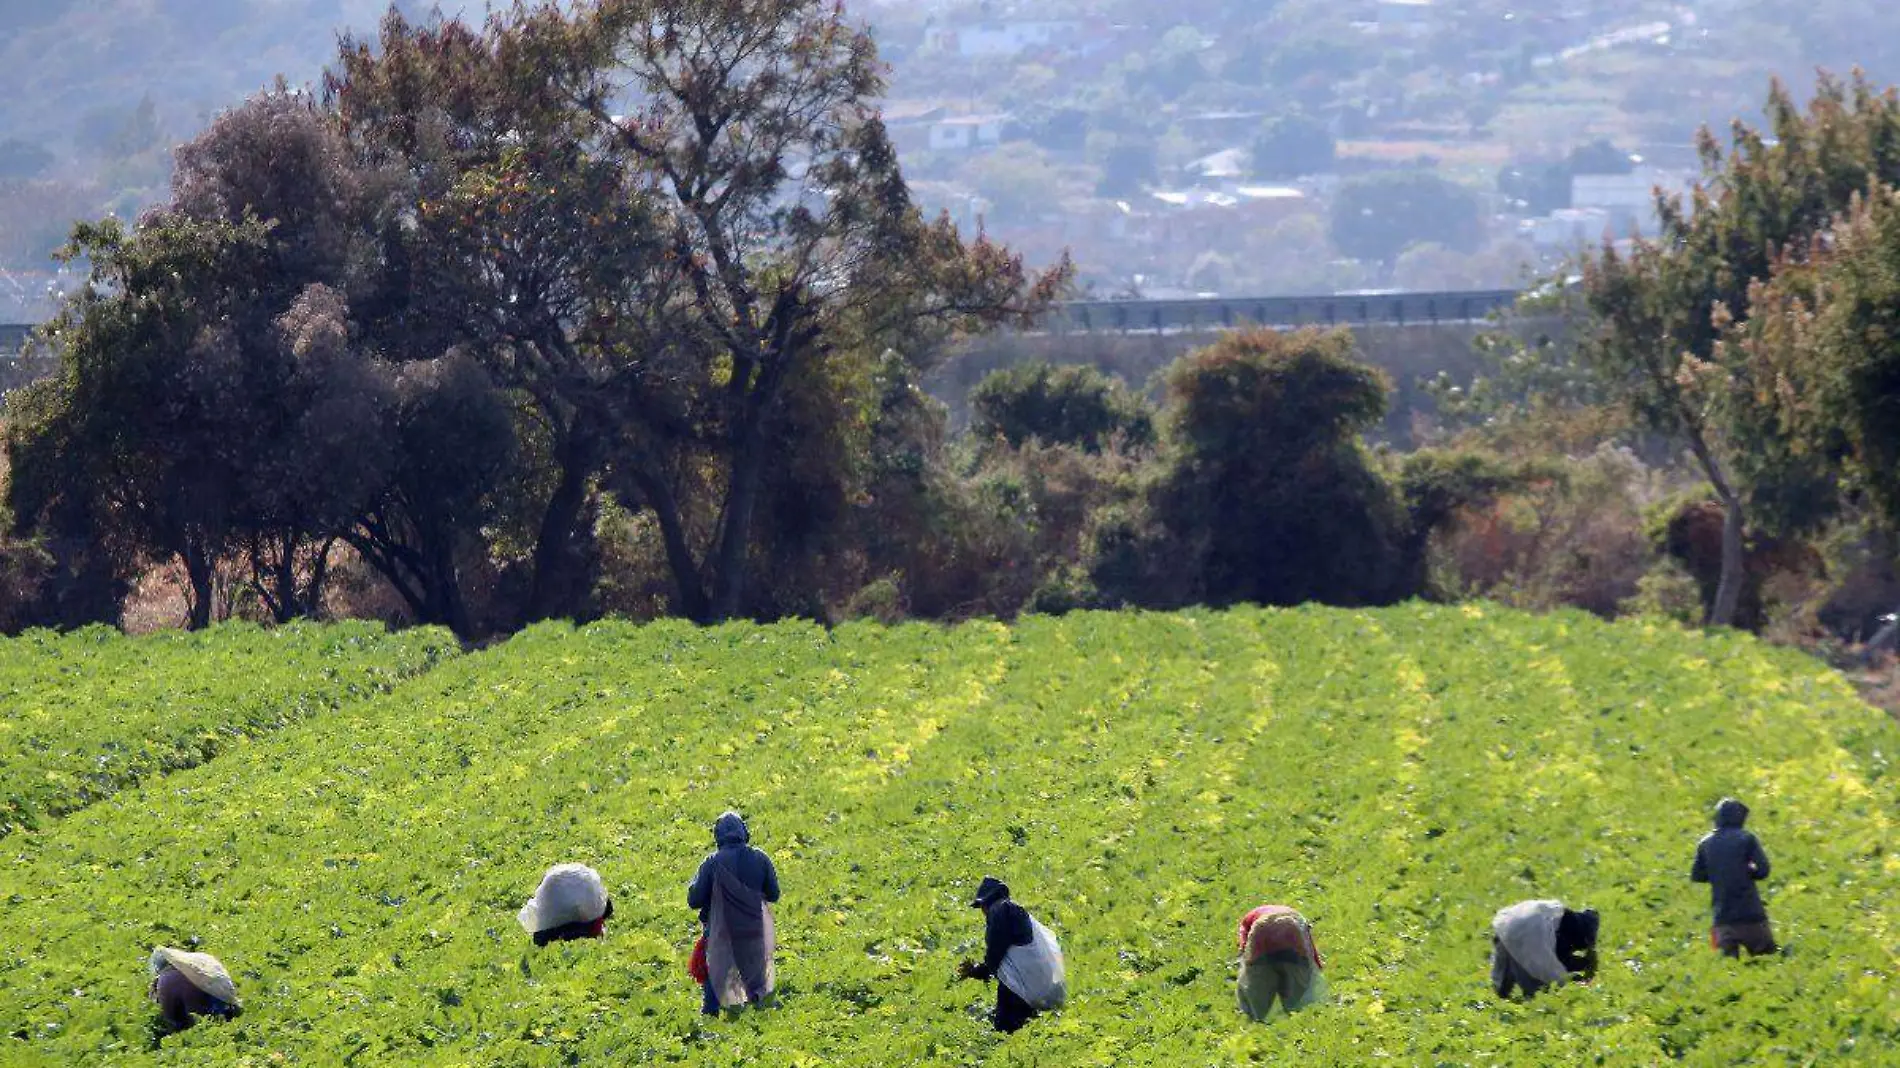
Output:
top-left (5, 0), bottom-right (1900, 313)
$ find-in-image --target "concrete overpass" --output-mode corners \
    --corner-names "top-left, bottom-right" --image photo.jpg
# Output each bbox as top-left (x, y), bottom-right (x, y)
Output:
top-left (0, 287), bottom-right (1527, 355)
top-left (1043, 288), bottom-right (1523, 334)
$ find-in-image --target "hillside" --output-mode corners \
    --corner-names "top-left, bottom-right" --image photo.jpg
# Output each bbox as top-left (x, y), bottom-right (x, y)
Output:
top-left (0, 605), bottom-right (1894, 1063)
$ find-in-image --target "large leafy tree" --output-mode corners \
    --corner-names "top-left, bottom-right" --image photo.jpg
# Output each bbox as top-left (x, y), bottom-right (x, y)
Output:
top-left (561, 0), bottom-right (1067, 620)
top-left (1579, 74), bottom-right (1900, 625)
top-left (1721, 185), bottom-right (1900, 536)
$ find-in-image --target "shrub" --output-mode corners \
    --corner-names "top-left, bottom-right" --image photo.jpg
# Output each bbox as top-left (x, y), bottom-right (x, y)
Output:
top-left (969, 361), bottom-right (1156, 454)
top-left (1094, 328), bottom-right (1410, 609)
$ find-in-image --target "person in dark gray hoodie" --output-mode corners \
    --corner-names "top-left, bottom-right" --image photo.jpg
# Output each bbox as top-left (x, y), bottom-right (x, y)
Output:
top-left (1691, 797), bottom-right (1777, 957)
top-left (688, 812), bottom-right (781, 1014)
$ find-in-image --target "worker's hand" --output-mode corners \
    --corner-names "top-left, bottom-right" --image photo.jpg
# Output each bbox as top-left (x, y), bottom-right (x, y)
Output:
top-left (955, 959), bottom-right (979, 981)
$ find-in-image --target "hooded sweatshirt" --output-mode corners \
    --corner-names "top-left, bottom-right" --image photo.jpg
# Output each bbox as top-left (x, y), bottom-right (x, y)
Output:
top-left (688, 813), bottom-right (780, 923)
top-left (1691, 798), bottom-right (1771, 925)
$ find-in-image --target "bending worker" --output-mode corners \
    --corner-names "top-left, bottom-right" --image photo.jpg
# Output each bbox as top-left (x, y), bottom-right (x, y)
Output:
top-left (1490, 899), bottom-right (1599, 1000)
top-left (957, 876), bottom-right (1066, 1033)
top-left (518, 863), bottom-right (614, 946)
top-left (1236, 904), bottom-right (1328, 1020)
top-left (1691, 797), bottom-right (1777, 957)
top-left (149, 947), bottom-right (242, 1034)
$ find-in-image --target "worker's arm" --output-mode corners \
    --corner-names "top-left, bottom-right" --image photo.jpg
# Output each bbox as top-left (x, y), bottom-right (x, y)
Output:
top-left (1747, 836), bottom-right (1771, 881)
top-left (760, 853), bottom-right (781, 904)
top-left (968, 907), bottom-right (1015, 980)
top-left (686, 858), bottom-right (711, 911)
top-left (1690, 841), bottom-right (1709, 883)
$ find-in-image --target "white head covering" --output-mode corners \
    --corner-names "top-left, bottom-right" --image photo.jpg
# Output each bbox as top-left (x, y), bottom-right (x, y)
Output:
top-left (1492, 899), bottom-right (1571, 986)
top-left (517, 863), bottom-right (610, 934)
top-left (149, 947), bottom-right (240, 1007)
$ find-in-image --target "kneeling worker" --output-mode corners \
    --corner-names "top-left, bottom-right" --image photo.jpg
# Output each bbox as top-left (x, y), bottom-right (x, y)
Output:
top-left (519, 863), bottom-right (615, 946)
top-left (1236, 904), bottom-right (1328, 1020)
top-left (956, 876), bottom-right (1066, 1033)
top-left (1490, 899), bottom-right (1599, 1000)
top-left (149, 947), bottom-right (242, 1034)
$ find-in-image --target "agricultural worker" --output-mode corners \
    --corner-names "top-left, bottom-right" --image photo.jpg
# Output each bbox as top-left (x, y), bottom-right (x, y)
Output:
top-left (1489, 900), bottom-right (1599, 1000)
top-left (687, 811), bottom-right (781, 1014)
top-left (1691, 797), bottom-right (1777, 957)
top-left (1235, 904), bottom-right (1327, 1021)
top-left (148, 947), bottom-right (242, 1034)
top-left (518, 863), bottom-right (615, 946)
top-left (956, 876), bottom-right (1067, 1033)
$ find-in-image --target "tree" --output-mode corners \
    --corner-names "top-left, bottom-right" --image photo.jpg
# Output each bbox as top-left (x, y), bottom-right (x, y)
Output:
top-left (1580, 74), bottom-right (1900, 626)
top-left (970, 362), bottom-right (1155, 453)
top-left (1251, 112), bottom-right (1335, 180)
top-left (962, 149), bottom-right (1064, 226)
top-left (568, 0), bottom-right (1067, 621)
top-left (1722, 185), bottom-right (1900, 536)
top-left (331, 10), bottom-right (674, 625)
top-left (1330, 171), bottom-right (1484, 264)
top-left (1094, 328), bottom-right (1409, 609)
top-left (1094, 136), bottom-right (1158, 197)
top-left (331, 1), bottom-right (1064, 624)
top-left (7, 214), bottom-right (274, 628)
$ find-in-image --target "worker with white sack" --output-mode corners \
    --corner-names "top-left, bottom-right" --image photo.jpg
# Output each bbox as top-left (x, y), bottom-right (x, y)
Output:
top-left (519, 863), bottom-right (615, 946)
top-left (1489, 899), bottom-right (1599, 999)
top-left (957, 876), bottom-right (1066, 1033)
top-left (148, 947), bottom-right (242, 1034)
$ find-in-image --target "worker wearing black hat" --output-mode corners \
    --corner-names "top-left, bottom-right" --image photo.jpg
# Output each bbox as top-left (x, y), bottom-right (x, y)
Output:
top-left (956, 876), bottom-right (1066, 1032)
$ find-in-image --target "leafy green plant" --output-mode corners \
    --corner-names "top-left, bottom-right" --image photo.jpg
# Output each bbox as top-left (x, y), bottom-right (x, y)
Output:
top-left (0, 607), bottom-right (1892, 1064)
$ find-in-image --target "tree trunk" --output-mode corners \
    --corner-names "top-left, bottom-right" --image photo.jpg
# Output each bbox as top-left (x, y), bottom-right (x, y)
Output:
top-left (1683, 426), bottom-right (1746, 629)
top-left (625, 465), bottom-right (710, 622)
top-left (708, 406), bottom-right (770, 622)
top-left (183, 544), bottom-right (215, 631)
top-left (525, 429), bottom-right (597, 624)
top-left (1709, 489), bottom-right (1746, 628)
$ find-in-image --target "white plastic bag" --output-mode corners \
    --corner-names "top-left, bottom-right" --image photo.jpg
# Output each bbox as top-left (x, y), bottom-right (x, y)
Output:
top-left (998, 917), bottom-right (1067, 1010)
top-left (517, 863), bottom-right (609, 934)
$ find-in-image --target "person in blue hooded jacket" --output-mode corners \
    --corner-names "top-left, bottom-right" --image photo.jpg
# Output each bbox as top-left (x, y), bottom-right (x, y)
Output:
top-left (1691, 797), bottom-right (1777, 957)
top-left (687, 812), bottom-right (781, 1014)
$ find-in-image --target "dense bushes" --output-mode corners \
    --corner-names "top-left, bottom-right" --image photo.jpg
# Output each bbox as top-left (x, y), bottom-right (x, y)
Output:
top-left (1086, 329), bottom-right (1411, 609)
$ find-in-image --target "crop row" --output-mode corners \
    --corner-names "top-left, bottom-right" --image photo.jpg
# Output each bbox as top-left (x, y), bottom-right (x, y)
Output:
top-left (0, 606), bottom-right (1893, 1064)
top-left (0, 621), bottom-right (458, 836)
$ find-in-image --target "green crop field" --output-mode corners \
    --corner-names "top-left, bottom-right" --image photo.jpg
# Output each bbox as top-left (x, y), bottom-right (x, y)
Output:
top-left (0, 621), bottom-right (458, 837)
top-left (1, 606), bottom-right (1895, 1065)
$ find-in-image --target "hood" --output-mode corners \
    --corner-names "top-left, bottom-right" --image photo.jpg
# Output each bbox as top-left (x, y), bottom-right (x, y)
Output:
top-left (714, 811), bottom-right (749, 847)
top-left (1714, 798), bottom-right (1749, 829)
top-left (971, 875), bottom-right (1011, 909)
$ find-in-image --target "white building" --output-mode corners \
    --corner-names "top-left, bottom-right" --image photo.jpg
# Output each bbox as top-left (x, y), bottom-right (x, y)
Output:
top-left (1521, 208), bottom-right (1612, 249)
top-left (1571, 167), bottom-right (1694, 236)
top-left (928, 115), bottom-right (1011, 152)
top-left (925, 21), bottom-right (1083, 57)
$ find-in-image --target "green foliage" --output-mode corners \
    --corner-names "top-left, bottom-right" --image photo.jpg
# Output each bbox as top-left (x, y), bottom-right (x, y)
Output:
top-left (1722, 181), bottom-right (1900, 536)
top-left (1621, 559), bottom-right (1706, 625)
top-left (0, 621), bottom-right (456, 835)
top-left (961, 150), bottom-right (1065, 226)
top-left (1097, 328), bottom-right (1409, 609)
top-left (0, 606), bottom-right (1894, 1063)
top-left (1250, 112), bottom-right (1335, 181)
top-left (1330, 171), bottom-right (1485, 264)
top-left (969, 362), bottom-right (1156, 454)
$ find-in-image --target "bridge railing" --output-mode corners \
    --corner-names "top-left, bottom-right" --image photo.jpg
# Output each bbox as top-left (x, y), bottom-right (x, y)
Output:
top-left (3, 288), bottom-right (1530, 351)
top-left (1044, 288), bottom-right (1524, 333)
